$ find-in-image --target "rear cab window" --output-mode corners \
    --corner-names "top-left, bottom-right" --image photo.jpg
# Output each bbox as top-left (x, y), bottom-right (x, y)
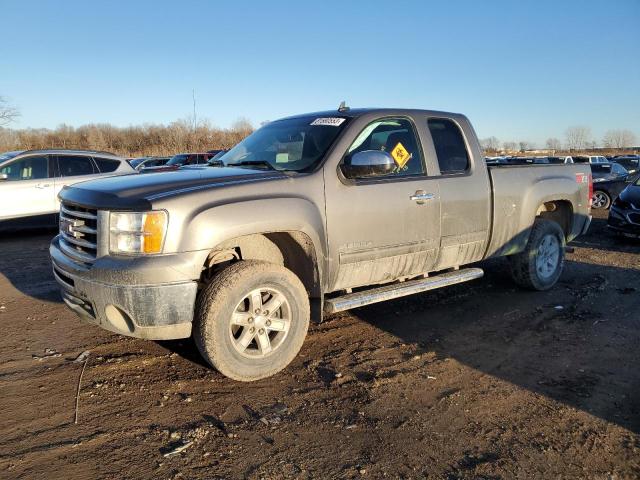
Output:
top-left (427, 118), bottom-right (471, 174)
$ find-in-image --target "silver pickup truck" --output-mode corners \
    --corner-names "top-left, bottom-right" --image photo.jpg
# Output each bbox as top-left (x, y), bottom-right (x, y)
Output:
top-left (50, 108), bottom-right (592, 381)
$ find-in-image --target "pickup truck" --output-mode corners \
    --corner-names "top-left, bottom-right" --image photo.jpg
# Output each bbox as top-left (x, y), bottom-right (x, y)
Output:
top-left (50, 108), bottom-right (592, 381)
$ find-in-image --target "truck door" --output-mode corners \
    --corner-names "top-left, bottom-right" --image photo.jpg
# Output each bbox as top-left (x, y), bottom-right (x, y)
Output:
top-left (422, 117), bottom-right (491, 269)
top-left (324, 116), bottom-right (442, 292)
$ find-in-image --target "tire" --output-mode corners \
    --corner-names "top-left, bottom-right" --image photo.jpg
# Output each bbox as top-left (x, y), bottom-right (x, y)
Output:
top-left (508, 218), bottom-right (566, 291)
top-left (592, 190), bottom-right (611, 209)
top-left (194, 260), bottom-right (310, 381)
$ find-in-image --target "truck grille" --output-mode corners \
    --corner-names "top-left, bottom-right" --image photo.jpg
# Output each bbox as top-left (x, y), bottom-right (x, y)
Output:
top-left (59, 202), bottom-right (98, 264)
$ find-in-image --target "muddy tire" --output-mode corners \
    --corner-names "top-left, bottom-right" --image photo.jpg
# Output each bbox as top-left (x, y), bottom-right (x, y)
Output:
top-left (592, 190), bottom-right (611, 209)
top-left (194, 260), bottom-right (309, 381)
top-left (508, 218), bottom-right (566, 291)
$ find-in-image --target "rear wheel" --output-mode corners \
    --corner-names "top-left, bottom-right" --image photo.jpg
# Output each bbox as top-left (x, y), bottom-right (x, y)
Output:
top-left (194, 260), bottom-right (310, 381)
top-left (592, 190), bottom-right (611, 209)
top-left (508, 218), bottom-right (566, 291)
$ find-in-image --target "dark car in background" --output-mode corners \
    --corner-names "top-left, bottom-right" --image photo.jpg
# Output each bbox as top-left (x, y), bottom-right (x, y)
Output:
top-left (612, 155), bottom-right (640, 175)
top-left (140, 152), bottom-right (216, 173)
top-left (591, 163), bottom-right (632, 209)
top-left (128, 156), bottom-right (170, 171)
top-left (608, 176), bottom-right (640, 237)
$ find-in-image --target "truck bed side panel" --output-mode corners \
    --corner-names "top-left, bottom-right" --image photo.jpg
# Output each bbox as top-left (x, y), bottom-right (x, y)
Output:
top-left (486, 165), bottom-right (591, 258)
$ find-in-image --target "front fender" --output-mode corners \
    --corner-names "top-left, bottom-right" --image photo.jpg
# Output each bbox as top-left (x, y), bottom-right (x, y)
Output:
top-left (173, 196), bottom-right (327, 280)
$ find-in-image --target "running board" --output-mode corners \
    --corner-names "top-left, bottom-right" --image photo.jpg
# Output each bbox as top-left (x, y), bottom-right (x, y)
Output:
top-left (324, 268), bottom-right (484, 314)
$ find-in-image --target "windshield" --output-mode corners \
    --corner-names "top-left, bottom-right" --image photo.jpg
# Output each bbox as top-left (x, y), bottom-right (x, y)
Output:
top-left (219, 116), bottom-right (349, 172)
top-left (207, 150), bottom-right (227, 164)
top-left (167, 154), bottom-right (190, 166)
top-left (0, 151), bottom-right (23, 163)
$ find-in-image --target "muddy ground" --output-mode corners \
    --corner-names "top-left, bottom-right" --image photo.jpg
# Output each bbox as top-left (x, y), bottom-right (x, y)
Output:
top-left (0, 210), bottom-right (638, 480)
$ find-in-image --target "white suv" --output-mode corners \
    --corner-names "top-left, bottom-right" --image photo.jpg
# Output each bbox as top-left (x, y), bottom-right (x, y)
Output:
top-left (0, 149), bottom-right (135, 229)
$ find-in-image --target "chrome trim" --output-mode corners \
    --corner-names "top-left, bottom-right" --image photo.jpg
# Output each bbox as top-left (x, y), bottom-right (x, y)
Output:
top-left (60, 231), bottom-right (97, 249)
top-left (59, 237), bottom-right (96, 263)
top-left (324, 268), bottom-right (484, 314)
top-left (410, 192), bottom-right (436, 201)
top-left (61, 205), bottom-right (97, 220)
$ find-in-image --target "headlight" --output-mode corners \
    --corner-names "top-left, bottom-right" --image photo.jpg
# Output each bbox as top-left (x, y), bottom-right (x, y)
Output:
top-left (593, 178), bottom-right (605, 183)
top-left (109, 211), bottom-right (168, 255)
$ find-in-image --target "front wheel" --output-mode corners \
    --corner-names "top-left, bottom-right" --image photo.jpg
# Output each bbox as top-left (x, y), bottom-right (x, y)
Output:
top-left (592, 190), bottom-right (611, 209)
top-left (508, 218), bottom-right (566, 291)
top-left (194, 260), bottom-right (310, 381)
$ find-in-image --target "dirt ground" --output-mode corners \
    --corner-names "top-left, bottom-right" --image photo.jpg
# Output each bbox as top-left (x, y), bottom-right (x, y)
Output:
top-left (0, 210), bottom-right (638, 480)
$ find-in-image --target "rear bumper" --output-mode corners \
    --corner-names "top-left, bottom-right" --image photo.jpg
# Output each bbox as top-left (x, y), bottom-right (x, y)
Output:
top-left (50, 236), bottom-right (198, 340)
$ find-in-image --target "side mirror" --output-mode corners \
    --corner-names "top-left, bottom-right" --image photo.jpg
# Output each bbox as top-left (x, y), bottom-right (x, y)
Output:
top-left (0, 173), bottom-right (7, 181)
top-left (341, 150), bottom-right (395, 179)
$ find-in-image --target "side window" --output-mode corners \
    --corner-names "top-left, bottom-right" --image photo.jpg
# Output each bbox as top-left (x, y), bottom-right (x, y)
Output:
top-left (93, 157), bottom-right (120, 173)
top-left (56, 155), bottom-right (96, 177)
top-left (344, 118), bottom-right (424, 177)
top-left (427, 118), bottom-right (470, 174)
top-left (0, 155), bottom-right (48, 180)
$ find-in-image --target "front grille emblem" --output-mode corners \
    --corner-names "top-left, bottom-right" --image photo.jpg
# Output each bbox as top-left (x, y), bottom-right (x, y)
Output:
top-left (60, 217), bottom-right (85, 238)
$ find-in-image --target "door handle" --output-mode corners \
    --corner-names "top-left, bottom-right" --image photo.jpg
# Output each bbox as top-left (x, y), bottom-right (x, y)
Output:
top-left (35, 183), bottom-right (51, 189)
top-left (410, 191), bottom-right (435, 203)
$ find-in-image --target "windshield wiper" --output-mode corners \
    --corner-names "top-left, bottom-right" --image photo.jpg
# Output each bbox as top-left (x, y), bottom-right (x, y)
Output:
top-left (227, 160), bottom-right (277, 171)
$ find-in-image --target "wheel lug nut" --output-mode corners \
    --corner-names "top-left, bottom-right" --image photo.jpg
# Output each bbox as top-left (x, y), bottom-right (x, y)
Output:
top-left (255, 309), bottom-right (261, 314)
top-left (249, 327), bottom-right (255, 333)
top-left (263, 310), bottom-right (269, 315)
top-left (266, 320), bottom-right (271, 326)
top-left (248, 317), bottom-right (254, 323)
top-left (258, 328), bottom-right (265, 334)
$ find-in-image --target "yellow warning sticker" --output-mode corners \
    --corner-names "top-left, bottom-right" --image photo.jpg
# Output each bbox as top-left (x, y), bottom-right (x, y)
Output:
top-left (390, 142), bottom-right (411, 168)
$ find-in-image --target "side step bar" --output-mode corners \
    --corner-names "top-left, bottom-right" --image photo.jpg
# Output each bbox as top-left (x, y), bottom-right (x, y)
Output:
top-left (324, 268), bottom-right (484, 314)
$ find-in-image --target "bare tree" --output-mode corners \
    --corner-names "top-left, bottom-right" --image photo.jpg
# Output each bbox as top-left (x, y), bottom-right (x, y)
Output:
top-left (602, 129), bottom-right (637, 149)
top-left (480, 136), bottom-right (500, 153)
top-left (545, 138), bottom-right (561, 151)
top-left (565, 126), bottom-right (592, 150)
top-left (519, 141), bottom-right (533, 152)
top-left (503, 141), bottom-right (517, 152)
top-left (0, 96), bottom-right (20, 126)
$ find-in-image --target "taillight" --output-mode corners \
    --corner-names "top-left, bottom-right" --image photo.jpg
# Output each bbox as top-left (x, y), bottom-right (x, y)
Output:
top-left (576, 172), bottom-right (593, 209)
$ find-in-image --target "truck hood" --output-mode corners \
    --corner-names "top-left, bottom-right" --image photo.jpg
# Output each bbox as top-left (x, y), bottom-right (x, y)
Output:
top-left (59, 167), bottom-right (287, 210)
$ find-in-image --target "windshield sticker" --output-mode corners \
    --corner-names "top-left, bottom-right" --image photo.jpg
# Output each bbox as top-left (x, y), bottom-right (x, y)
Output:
top-left (310, 117), bottom-right (345, 127)
top-left (390, 142), bottom-right (411, 168)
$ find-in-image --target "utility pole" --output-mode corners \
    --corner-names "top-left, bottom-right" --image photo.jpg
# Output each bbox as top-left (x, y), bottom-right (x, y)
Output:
top-left (192, 89), bottom-right (197, 133)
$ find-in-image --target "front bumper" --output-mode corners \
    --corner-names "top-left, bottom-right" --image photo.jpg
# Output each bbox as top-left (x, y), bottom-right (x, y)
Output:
top-left (50, 236), bottom-right (198, 340)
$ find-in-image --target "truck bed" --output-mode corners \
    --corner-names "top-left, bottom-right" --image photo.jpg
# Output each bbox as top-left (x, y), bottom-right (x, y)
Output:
top-left (485, 163), bottom-right (592, 257)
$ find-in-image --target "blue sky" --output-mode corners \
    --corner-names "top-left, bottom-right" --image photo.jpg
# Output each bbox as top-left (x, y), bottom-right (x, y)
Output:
top-left (1, 0), bottom-right (638, 146)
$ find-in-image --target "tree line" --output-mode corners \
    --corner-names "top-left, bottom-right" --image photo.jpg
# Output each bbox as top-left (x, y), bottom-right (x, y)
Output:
top-left (481, 126), bottom-right (638, 155)
top-left (0, 118), bottom-right (254, 157)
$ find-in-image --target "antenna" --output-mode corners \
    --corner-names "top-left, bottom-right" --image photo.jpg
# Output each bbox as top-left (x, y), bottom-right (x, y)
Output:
top-left (338, 100), bottom-right (350, 112)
